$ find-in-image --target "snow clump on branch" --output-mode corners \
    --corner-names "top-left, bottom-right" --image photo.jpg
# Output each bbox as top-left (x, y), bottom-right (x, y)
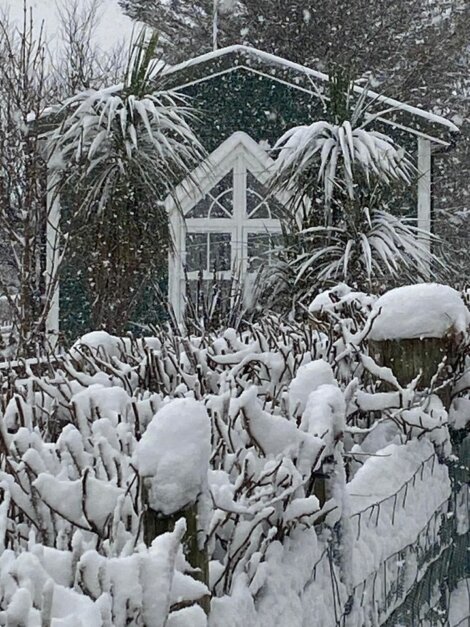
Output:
top-left (135, 398), bottom-right (211, 515)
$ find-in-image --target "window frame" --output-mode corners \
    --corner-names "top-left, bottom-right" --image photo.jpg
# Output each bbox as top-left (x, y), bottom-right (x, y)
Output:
top-left (167, 132), bottom-right (289, 321)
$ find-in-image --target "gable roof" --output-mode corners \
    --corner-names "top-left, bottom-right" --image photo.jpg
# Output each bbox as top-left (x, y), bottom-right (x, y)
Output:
top-left (166, 131), bottom-right (288, 215)
top-left (162, 45), bottom-right (459, 146)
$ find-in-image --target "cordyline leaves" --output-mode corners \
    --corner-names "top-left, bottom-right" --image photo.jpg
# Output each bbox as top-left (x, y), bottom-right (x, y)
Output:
top-left (45, 29), bottom-right (204, 220)
top-left (268, 78), bottom-right (444, 294)
top-left (294, 210), bottom-right (443, 288)
top-left (43, 29), bottom-right (206, 333)
top-left (271, 119), bottom-right (414, 213)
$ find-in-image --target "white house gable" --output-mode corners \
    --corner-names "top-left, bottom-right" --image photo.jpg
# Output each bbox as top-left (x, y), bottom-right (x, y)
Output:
top-left (167, 132), bottom-right (288, 320)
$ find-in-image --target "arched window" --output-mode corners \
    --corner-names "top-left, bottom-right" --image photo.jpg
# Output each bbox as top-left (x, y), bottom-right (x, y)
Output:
top-left (167, 133), bottom-right (288, 321)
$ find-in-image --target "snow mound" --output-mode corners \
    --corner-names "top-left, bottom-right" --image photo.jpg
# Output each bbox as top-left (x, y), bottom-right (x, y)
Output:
top-left (134, 399), bottom-right (211, 515)
top-left (288, 359), bottom-right (335, 416)
top-left (301, 384), bottom-right (345, 440)
top-left (369, 283), bottom-right (470, 341)
top-left (166, 605), bottom-right (207, 627)
top-left (347, 439), bottom-right (451, 586)
top-left (449, 397), bottom-right (470, 430)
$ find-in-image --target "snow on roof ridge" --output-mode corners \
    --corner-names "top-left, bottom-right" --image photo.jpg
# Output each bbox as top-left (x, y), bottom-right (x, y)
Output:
top-left (163, 45), bottom-right (459, 133)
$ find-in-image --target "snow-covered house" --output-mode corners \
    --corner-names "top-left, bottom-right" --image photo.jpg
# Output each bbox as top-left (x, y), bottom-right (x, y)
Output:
top-left (49, 45), bottom-right (459, 335)
top-left (158, 46), bottom-right (458, 321)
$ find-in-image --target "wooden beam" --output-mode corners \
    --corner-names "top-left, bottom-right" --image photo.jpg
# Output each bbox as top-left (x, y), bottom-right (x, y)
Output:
top-left (417, 137), bottom-right (432, 252)
top-left (45, 178), bottom-right (60, 349)
top-left (167, 198), bottom-right (183, 324)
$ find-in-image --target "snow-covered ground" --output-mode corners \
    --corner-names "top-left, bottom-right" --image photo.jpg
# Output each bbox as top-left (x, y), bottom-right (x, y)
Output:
top-left (0, 0), bottom-right (135, 54)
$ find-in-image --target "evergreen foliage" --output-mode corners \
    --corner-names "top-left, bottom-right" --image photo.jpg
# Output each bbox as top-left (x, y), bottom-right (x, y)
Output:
top-left (46, 30), bottom-right (204, 335)
top-left (266, 80), bottom-right (444, 304)
top-left (119, 0), bottom-right (470, 278)
top-left (119, 0), bottom-right (467, 88)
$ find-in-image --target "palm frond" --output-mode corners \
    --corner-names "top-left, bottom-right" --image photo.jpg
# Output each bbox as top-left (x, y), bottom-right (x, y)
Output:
top-left (45, 27), bottom-right (204, 221)
top-left (292, 208), bottom-right (444, 291)
top-left (271, 119), bottom-right (414, 213)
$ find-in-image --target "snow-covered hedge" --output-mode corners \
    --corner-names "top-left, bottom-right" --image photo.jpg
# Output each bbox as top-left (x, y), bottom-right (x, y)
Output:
top-left (0, 284), bottom-right (468, 625)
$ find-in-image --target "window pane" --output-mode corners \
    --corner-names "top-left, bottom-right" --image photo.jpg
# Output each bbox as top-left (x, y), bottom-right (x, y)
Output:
top-left (187, 196), bottom-right (211, 218)
top-left (247, 232), bottom-right (283, 270)
top-left (247, 189), bottom-right (269, 218)
top-left (186, 233), bottom-right (208, 271)
top-left (209, 232), bottom-right (231, 271)
top-left (246, 173), bottom-right (285, 219)
top-left (186, 173), bottom-right (233, 218)
top-left (209, 189), bottom-right (233, 218)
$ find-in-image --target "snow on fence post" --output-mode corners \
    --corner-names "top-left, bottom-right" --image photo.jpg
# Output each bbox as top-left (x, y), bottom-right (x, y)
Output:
top-left (135, 398), bottom-right (212, 614)
top-left (367, 284), bottom-right (470, 407)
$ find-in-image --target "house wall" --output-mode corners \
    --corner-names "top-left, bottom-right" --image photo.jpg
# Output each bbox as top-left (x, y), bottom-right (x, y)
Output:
top-left (178, 68), bottom-right (428, 226)
top-left (181, 67), bottom-right (325, 150)
top-left (57, 62), bottom-right (438, 338)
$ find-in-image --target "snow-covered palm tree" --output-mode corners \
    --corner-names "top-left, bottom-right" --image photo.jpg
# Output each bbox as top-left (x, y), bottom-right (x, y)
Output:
top-left (292, 196), bottom-right (444, 301)
top-left (45, 30), bottom-right (205, 333)
top-left (273, 120), bottom-right (413, 217)
top-left (47, 29), bottom-right (204, 219)
top-left (269, 77), bottom-right (444, 297)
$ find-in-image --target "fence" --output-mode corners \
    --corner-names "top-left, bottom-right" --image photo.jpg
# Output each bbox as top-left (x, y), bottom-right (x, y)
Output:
top-left (349, 453), bottom-right (439, 541)
top-left (301, 434), bottom-right (470, 626)
top-left (383, 434), bottom-right (470, 627)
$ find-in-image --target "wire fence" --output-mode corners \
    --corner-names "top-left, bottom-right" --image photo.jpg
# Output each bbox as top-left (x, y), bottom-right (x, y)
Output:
top-left (375, 435), bottom-right (469, 626)
top-left (304, 434), bottom-right (470, 627)
top-left (384, 435), bottom-right (470, 627)
top-left (350, 453), bottom-right (438, 541)
top-left (350, 499), bottom-right (451, 624)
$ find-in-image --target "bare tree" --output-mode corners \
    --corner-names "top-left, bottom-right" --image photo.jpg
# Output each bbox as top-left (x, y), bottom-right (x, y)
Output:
top-left (0, 1), bottom-right (126, 357)
top-left (53, 0), bottom-right (125, 96)
top-left (0, 6), bottom-right (57, 357)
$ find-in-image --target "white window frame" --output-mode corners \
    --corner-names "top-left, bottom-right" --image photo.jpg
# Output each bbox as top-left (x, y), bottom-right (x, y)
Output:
top-left (166, 133), bottom-right (434, 322)
top-left (166, 132), bottom-right (287, 321)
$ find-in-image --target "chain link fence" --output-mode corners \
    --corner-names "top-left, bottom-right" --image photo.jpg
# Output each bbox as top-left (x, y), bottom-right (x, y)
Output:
top-left (372, 433), bottom-right (470, 626)
top-left (304, 433), bottom-right (470, 626)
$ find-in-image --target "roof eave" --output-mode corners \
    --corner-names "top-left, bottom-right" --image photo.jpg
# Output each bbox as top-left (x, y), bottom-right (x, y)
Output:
top-left (162, 45), bottom-right (459, 136)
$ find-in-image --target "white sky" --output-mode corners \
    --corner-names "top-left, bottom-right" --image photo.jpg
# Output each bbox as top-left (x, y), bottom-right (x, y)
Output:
top-left (1, 0), bottom-right (136, 54)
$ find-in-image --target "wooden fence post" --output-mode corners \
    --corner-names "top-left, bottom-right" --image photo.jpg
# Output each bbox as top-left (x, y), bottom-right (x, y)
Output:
top-left (367, 285), bottom-right (469, 410)
top-left (142, 483), bottom-right (210, 614)
top-left (368, 336), bottom-right (457, 408)
top-left (136, 397), bottom-right (212, 615)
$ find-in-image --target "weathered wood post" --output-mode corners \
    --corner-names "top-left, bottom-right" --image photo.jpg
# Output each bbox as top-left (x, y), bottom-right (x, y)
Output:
top-left (142, 495), bottom-right (210, 613)
top-left (367, 284), bottom-right (470, 409)
top-left (135, 398), bottom-right (212, 614)
top-left (289, 359), bottom-right (344, 512)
